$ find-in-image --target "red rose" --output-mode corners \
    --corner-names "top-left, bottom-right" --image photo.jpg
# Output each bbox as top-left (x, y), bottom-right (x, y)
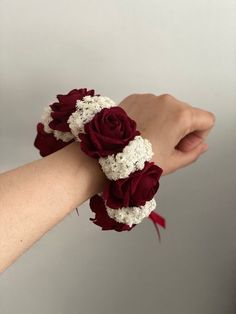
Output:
top-left (103, 161), bottom-right (163, 209)
top-left (34, 123), bottom-right (73, 157)
top-left (89, 194), bottom-right (135, 232)
top-left (49, 88), bottom-right (96, 132)
top-left (79, 106), bottom-right (140, 158)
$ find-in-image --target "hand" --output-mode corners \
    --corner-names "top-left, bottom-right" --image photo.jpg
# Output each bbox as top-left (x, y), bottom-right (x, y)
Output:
top-left (119, 93), bottom-right (215, 175)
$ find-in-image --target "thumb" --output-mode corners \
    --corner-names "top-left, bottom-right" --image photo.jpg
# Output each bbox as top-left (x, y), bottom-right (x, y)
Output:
top-left (170, 142), bottom-right (208, 171)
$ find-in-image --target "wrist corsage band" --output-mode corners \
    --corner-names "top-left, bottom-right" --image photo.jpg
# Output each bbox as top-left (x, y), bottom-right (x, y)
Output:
top-left (34, 88), bottom-right (166, 239)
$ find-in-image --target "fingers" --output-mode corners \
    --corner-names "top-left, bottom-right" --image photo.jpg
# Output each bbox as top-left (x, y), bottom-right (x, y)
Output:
top-left (169, 142), bottom-right (208, 172)
top-left (175, 132), bottom-right (204, 152)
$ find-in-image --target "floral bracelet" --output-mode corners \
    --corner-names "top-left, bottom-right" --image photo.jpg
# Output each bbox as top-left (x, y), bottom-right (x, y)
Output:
top-left (34, 88), bottom-right (166, 239)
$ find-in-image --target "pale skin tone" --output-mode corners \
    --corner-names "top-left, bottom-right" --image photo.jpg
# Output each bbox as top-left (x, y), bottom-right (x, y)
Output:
top-left (0, 93), bottom-right (215, 272)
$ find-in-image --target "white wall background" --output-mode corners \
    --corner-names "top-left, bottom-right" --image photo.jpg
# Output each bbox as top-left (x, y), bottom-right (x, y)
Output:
top-left (0, 0), bottom-right (236, 313)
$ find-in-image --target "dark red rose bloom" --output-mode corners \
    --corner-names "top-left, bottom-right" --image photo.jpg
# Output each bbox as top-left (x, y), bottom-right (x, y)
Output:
top-left (79, 106), bottom-right (140, 158)
top-left (103, 161), bottom-right (163, 209)
top-left (34, 123), bottom-right (74, 157)
top-left (49, 88), bottom-right (96, 132)
top-left (89, 194), bottom-right (135, 232)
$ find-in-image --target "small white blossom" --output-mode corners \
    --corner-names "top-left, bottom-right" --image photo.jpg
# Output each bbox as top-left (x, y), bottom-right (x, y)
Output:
top-left (54, 130), bottom-right (74, 142)
top-left (106, 198), bottom-right (156, 226)
top-left (68, 95), bottom-right (116, 138)
top-left (98, 135), bottom-right (154, 180)
top-left (41, 106), bottom-right (53, 133)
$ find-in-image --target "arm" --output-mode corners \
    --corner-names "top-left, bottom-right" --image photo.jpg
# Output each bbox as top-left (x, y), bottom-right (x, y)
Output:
top-left (0, 142), bottom-right (108, 272)
top-left (0, 93), bottom-right (215, 272)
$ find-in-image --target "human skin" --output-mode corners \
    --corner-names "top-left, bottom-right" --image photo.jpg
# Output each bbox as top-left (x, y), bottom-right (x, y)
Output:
top-left (0, 93), bottom-right (215, 272)
top-left (119, 93), bottom-right (215, 174)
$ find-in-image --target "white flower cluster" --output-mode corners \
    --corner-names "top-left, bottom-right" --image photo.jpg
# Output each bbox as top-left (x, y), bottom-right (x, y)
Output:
top-left (41, 106), bottom-right (74, 142)
top-left (106, 198), bottom-right (156, 227)
top-left (68, 95), bottom-right (116, 140)
top-left (98, 135), bottom-right (154, 180)
top-left (41, 106), bottom-right (53, 133)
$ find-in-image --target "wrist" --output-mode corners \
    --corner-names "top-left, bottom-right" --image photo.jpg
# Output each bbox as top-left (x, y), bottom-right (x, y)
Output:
top-left (57, 142), bottom-right (108, 208)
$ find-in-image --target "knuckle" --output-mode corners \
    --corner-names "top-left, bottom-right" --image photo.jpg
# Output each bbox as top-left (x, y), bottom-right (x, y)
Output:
top-left (136, 93), bottom-right (156, 99)
top-left (142, 93), bottom-right (156, 97)
top-left (177, 108), bottom-right (192, 123)
top-left (176, 108), bottom-right (193, 133)
top-left (158, 93), bottom-right (174, 101)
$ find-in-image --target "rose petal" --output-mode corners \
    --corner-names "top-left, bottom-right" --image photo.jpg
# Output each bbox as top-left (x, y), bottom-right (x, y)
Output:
top-left (34, 123), bottom-right (73, 157)
top-left (89, 194), bottom-right (134, 231)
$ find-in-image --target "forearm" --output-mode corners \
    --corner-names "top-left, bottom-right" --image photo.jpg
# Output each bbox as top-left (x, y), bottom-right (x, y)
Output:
top-left (0, 141), bottom-right (107, 272)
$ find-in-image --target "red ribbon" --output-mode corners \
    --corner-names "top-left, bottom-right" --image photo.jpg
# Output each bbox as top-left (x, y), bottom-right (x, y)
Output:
top-left (148, 211), bottom-right (166, 241)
